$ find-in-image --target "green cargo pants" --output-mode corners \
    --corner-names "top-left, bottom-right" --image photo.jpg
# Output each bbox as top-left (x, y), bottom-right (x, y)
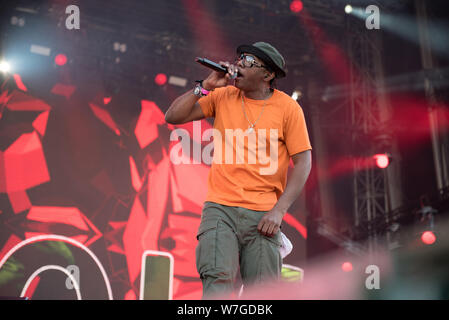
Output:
top-left (195, 201), bottom-right (283, 299)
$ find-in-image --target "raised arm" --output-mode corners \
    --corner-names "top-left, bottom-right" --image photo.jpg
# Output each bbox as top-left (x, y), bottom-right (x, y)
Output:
top-left (164, 61), bottom-right (237, 124)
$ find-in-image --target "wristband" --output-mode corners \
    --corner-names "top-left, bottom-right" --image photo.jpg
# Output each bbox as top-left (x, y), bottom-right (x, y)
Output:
top-left (194, 80), bottom-right (210, 97)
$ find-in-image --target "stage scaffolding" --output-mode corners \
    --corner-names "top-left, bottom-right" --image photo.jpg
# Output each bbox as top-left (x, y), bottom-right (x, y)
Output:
top-left (313, 0), bottom-right (449, 256)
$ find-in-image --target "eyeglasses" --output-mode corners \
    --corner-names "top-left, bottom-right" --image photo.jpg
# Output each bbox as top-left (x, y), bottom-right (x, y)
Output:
top-left (236, 54), bottom-right (266, 69)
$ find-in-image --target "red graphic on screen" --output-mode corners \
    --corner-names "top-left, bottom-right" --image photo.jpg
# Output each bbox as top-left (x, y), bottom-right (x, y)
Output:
top-left (50, 83), bottom-right (76, 100)
top-left (89, 103), bottom-right (121, 136)
top-left (13, 74), bottom-right (28, 92)
top-left (25, 206), bottom-right (103, 246)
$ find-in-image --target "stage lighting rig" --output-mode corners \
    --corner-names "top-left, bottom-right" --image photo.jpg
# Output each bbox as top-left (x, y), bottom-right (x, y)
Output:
top-left (0, 60), bottom-right (11, 73)
top-left (345, 5), bottom-right (353, 14)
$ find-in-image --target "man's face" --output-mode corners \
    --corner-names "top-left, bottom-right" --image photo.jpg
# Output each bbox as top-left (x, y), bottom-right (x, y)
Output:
top-left (234, 53), bottom-right (271, 91)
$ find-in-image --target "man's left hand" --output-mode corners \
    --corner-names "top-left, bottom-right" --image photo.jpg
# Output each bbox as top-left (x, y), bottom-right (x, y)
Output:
top-left (257, 209), bottom-right (284, 237)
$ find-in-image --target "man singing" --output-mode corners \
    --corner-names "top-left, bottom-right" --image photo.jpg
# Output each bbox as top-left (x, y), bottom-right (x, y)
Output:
top-left (165, 42), bottom-right (312, 298)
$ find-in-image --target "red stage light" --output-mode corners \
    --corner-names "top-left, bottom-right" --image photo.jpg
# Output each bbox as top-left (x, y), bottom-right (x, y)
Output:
top-left (155, 73), bottom-right (167, 86)
top-left (421, 231), bottom-right (436, 245)
top-left (290, 0), bottom-right (303, 13)
top-left (373, 153), bottom-right (390, 169)
top-left (341, 262), bottom-right (353, 272)
top-left (103, 97), bottom-right (112, 105)
top-left (55, 54), bottom-right (67, 66)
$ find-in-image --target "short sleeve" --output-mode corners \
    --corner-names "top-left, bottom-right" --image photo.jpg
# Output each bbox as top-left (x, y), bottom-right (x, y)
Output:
top-left (284, 101), bottom-right (312, 156)
top-left (198, 86), bottom-right (225, 118)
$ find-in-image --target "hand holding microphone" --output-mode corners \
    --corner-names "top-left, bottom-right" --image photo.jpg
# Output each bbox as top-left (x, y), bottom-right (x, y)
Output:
top-left (195, 57), bottom-right (240, 90)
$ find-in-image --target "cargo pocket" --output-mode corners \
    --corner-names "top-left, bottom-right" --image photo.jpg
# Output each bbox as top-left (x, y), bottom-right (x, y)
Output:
top-left (195, 219), bottom-right (219, 278)
top-left (259, 231), bottom-right (283, 282)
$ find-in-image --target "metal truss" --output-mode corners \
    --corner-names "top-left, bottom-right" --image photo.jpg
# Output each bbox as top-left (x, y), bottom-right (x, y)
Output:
top-left (415, 0), bottom-right (449, 192)
top-left (346, 18), bottom-right (392, 252)
top-left (308, 13), bottom-right (397, 253)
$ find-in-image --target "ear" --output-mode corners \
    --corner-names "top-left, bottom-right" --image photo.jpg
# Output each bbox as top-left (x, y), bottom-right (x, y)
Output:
top-left (264, 71), bottom-right (275, 81)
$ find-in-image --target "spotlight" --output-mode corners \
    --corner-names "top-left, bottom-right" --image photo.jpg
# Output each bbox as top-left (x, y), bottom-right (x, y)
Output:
top-left (104, 97), bottom-right (112, 105)
top-left (30, 44), bottom-right (51, 56)
top-left (291, 92), bottom-right (299, 100)
top-left (113, 42), bottom-right (127, 53)
top-left (155, 73), bottom-right (167, 86)
top-left (168, 75), bottom-right (187, 87)
top-left (345, 5), bottom-right (353, 14)
top-left (290, 0), bottom-right (303, 13)
top-left (373, 153), bottom-right (390, 169)
top-left (341, 262), bottom-right (353, 272)
top-left (0, 60), bottom-right (11, 73)
top-left (55, 54), bottom-right (67, 66)
top-left (421, 231), bottom-right (436, 245)
top-left (291, 90), bottom-right (302, 101)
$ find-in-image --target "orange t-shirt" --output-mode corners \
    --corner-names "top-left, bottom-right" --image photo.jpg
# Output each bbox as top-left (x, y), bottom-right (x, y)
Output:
top-left (198, 85), bottom-right (312, 211)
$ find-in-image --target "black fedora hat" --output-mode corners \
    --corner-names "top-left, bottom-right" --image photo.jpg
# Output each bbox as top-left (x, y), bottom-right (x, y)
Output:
top-left (237, 42), bottom-right (286, 78)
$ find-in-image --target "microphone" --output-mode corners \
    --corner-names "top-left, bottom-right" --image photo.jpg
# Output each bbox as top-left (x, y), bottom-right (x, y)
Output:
top-left (195, 57), bottom-right (239, 79)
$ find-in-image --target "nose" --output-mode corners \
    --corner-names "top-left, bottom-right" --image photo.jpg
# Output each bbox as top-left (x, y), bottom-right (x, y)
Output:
top-left (235, 57), bottom-right (244, 68)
